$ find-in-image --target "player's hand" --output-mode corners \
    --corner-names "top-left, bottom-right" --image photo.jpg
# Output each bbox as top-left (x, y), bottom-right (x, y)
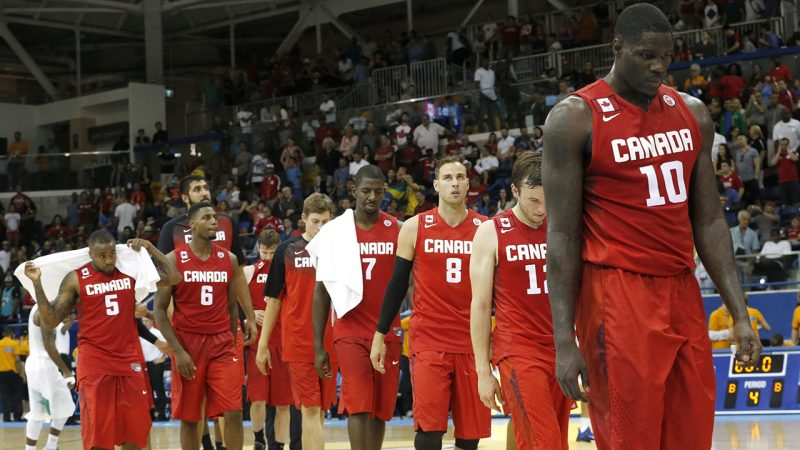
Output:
top-left (315, 348), bottom-right (332, 379)
top-left (254, 310), bottom-right (265, 326)
top-left (175, 349), bottom-right (196, 380)
top-left (127, 238), bottom-right (152, 252)
top-left (370, 332), bottom-right (387, 374)
top-left (135, 303), bottom-right (149, 319)
top-left (555, 341), bottom-right (590, 402)
top-left (62, 371), bottom-right (76, 390)
top-left (256, 345), bottom-right (272, 374)
top-left (732, 321), bottom-right (762, 367)
top-left (243, 320), bottom-right (258, 346)
top-left (24, 262), bottom-right (41, 283)
top-left (155, 339), bottom-right (171, 354)
top-left (477, 369), bottom-right (505, 412)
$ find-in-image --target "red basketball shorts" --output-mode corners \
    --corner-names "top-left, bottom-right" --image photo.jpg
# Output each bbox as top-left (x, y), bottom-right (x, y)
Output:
top-left (335, 338), bottom-right (401, 421)
top-left (245, 344), bottom-right (293, 406)
top-left (411, 351), bottom-right (491, 440)
top-left (575, 263), bottom-right (715, 450)
top-left (287, 361), bottom-right (339, 409)
top-left (171, 329), bottom-right (242, 422)
top-left (498, 356), bottom-right (572, 450)
top-left (79, 373), bottom-right (151, 450)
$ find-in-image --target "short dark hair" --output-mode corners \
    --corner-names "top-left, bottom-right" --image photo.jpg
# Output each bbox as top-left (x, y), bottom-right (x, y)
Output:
top-left (257, 229), bottom-right (281, 248)
top-left (354, 164), bottom-right (385, 186)
top-left (88, 229), bottom-right (115, 247)
top-left (613, 3), bottom-right (671, 43)
top-left (188, 201), bottom-right (215, 220)
top-left (510, 151), bottom-right (543, 189)
top-left (180, 175), bottom-right (206, 196)
top-left (434, 155), bottom-right (466, 179)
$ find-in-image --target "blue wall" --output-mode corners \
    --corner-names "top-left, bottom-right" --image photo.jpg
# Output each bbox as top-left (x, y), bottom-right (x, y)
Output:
top-left (703, 291), bottom-right (798, 340)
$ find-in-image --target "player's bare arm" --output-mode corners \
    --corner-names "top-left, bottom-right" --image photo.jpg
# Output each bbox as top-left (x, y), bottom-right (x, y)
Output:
top-left (255, 296), bottom-right (282, 374)
top-left (153, 251), bottom-right (196, 380)
top-left (682, 93), bottom-right (762, 367)
top-left (230, 252), bottom-right (258, 346)
top-left (312, 281), bottom-right (333, 379)
top-left (371, 215), bottom-right (418, 373)
top-left (36, 312), bottom-right (75, 389)
top-left (24, 263), bottom-right (79, 329)
top-left (542, 97), bottom-right (592, 402)
top-left (226, 258), bottom-right (240, 346)
top-left (127, 238), bottom-right (181, 287)
top-left (469, 220), bottom-right (505, 411)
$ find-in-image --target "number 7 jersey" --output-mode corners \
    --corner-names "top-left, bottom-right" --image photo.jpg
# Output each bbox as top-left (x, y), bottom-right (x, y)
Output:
top-left (172, 243), bottom-right (234, 335)
top-left (573, 80), bottom-right (701, 276)
top-left (411, 208), bottom-right (486, 354)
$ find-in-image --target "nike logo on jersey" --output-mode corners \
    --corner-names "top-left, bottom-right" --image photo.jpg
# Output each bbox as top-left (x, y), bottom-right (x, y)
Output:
top-left (233, 357), bottom-right (239, 362)
top-left (424, 223), bottom-right (436, 229)
top-left (392, 360), bottom-right (399, 365)
top-left (602, 113), bottom-right (621, 122)
top-left (500, 228), bottom-right (513, 234)
top-left (142, 390), bottom-right (148, 395)
top-left (294, 250), bottom-right (305, 255)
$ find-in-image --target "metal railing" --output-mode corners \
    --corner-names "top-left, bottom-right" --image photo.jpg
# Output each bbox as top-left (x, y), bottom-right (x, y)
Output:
top-left (674, 17), bottom-right (785, 59)
top-left (699, 249), bottom-right (800, 292)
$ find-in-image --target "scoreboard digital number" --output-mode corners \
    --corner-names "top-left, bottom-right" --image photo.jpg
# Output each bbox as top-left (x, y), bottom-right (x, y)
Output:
top-left (713, 349), bottom-right (800, 414)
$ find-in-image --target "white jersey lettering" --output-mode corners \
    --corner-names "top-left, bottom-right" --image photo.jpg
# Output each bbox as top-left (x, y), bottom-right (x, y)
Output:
top-left (85, 277), bottom-right (132, 296)
top-left (611, 128), bottom-right (693, 163)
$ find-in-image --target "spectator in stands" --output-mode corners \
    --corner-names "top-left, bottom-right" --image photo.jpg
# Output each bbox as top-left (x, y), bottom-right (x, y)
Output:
top-left (217, 180), bottom-right (241, 209)
top-left (496, 187), bottom-right (516, 213)
top-left (764, 93), bottom-right (787, 138)
top-left (770, 137), bottom-right (800, 204)
top-left (0, 326), bottom-right (24, 421)
top-left (0, 274), bottom-right (19, 322)
top-left (413, 114), bottom-right (447, 156)
top-left (719, 160), bottom-right (745, 200)
top-left (513, 127), bottom-right (533, 152)
top-left (772, 109), bottom-right (800, 149)
top-left (0, 242), bottom-right (9, 273)
top-left (320, 92), bottom-right (337, 124)
top-left (374, 134), bottom-right (396, 174)
top-left (735, 134), bottom-right (761, 205)
top-left (3, 206), bottom-right (20, 247)
top-left (529, 91), bottom-right (549, 126)
top-left (754, 228), bottom-right (791, 282)
top-left (474, 59), bottom-right (500, 132)
top-left (135, 128), bottom-right (150, 148)
top-left (475, 147), bottom-right (499, 184)
top-left (77, 190), bottom-right (98, 229)
top-left (777, 80), bottom-right (798, 113)
top-left (275, 185), bottom-right (302, 219)
top-left (715, 143), bottom-right (735, 174)
top-left (7, 131), bottom-right (28, 191)
top-left (113, 190), bottom-right (136, 237)
top-left (284, 158), bottom-right (302, 199)
top-left (704, 0), bottom-right (722, 28)
top-left (692, 30), bottom-right (717, 60)
top-left (731, 209), bottom-right (760, 260)
top-left (348, 151), bottom-right (369, 177)
top-left (9, 185), bottom-right (36, 246)
top-left (234, 142), bottom-right (253, 189)
top-left (721, 63), bottom-right (746, 100)
top-left (673, 37), bottom-right (691, 61)
top-left (253, 203), bottom-right (284, 235)
top-left (751, 202), bottom-right (779, 244)
top-left (498, 16), bottom-right (519, 59)
top-left (158, 145), bottom-right (176, 191)
top-left (250, 148), bottom-right (269, 195)
top-left (720, 99), bottom-right (746, 137)
top-left (722, 25), bottom-right (742, 55)
top-left (759, 24), bottom-right (781, 48)
top-left (745, 93), bottom-right (766, 130)
top-left (280, 138), bottom-right (304, 170)
top-left (770, 57), bottom-right (793, 82)
top-left (447, 29), bottom-right (471, 66)
top-left (745, 0), bottom-right (766, 21)
top-left (339, 125), bottom-right (359, 158)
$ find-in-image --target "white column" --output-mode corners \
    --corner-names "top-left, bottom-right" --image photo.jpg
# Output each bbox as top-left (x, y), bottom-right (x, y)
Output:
top-left (229, 24), bottom-right (236, 68)
top-left (508, 0), bottom-right (518, 17)
top-left (143, 0), bottom-right (163, 84)
top-left (75, 28), bottom-right (82, 96)
top-left (407, 0), bottom-right (413, 32)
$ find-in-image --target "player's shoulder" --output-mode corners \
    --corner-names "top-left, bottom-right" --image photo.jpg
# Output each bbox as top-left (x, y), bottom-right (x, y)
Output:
top-left (545, 96), bottom-right (592, 136)
top-left (275, 236), bottom-right (300, 256)
top-left (467, 209), bottom-right (488, 227)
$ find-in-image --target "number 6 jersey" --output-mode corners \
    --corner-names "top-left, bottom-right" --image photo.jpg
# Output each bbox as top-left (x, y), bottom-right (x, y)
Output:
top-left (172, 243), bottom-right (234, 335)
top-left (573, 80), bottom-right (701, 276)
top-left (411, 208), bottom-right (486, 355)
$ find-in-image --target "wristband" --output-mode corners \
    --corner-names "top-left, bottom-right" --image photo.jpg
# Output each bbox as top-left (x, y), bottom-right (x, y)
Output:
top-left (64, 375), bottom-right (76, 385)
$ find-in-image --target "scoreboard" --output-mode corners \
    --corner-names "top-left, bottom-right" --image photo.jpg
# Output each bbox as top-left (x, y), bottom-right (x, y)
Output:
top-left (713, 348), bottom-right (800, 414)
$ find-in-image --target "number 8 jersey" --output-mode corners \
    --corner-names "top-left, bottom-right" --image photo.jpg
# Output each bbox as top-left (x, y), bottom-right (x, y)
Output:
top-left (411, 208), bottom-right (486, 354)
top-left (172, 243), bottom-right (234, 335)
top-left (573, 80), bottom-right (701, 276)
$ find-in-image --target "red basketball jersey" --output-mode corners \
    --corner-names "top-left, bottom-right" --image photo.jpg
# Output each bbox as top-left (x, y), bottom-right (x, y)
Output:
top-left (573, 80), bottom-right (701, 276)
top-left (75, 263), bottom-right (144, 379)
top-left (247, 260), bottom-right (282, 349)
top-left (172, 244), bottom-right (234, 335)
top-left (411, 208), bottom-right (486, 354)
top-left (266, 237), bottom-right (334, 363)
top-left (335, 212), bottom-right (401, 342)
top-left (491, 210), bottom-right (554, 364)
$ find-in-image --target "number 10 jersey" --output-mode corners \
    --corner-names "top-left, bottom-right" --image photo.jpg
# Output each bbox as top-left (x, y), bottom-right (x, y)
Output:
top-left (172, 243), bottom-right (234, 335)
top-left (573, 80), bottom-right (701, 276)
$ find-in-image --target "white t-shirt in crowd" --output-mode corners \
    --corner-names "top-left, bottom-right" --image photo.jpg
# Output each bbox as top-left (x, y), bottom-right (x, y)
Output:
top-left (497, 136), bottom-right (515, 157)
top-left (482, 22), bottom-right (497, 41)
top-left (114, 202), bottom-right (137, 234)
top-left (476, 155), bottom-right (499, 174)
top-left (413, 122), bottom-right (446, 153)
top-left (320, 100), bottom-right (337, 124)
top-left (395, 124), bottom-right (412, 146)
top-left (760, 240), bottom-right (791, 259)
top-left (237, 111), bottom-right (254, 134)
top-left (474, 68), bottom-right (497, 100)
top-left (773, 119), bottom-right (800, 150)
top-left (447, 32), bottom-right (465, 51)
top-left (4, 212), bottom-right (20, 231)
top-left (349, 159), bottom-right (370, 176)
top-left (251, 154), bottom-right (269, 183)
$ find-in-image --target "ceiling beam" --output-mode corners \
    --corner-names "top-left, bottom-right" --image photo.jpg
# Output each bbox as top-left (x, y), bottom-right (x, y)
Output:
top-left (276, 5), bottom-right (312, 55)
top-left (54, 0), bottom-right (143, 13)
top-left (34, 0), bottom-right (48, 20)
top-left (114, 12), bottom-right (128, 29)
top-left (162, 0), bottom-right (212, 11)
top-left (0, 20), bottom-right (58, 98)
top-left (166, 4), bottom-right (301, 36)
top-left (5, 16), bottom-right (143, 39)
top-left (180, 0), bottom-right (293, 10)
top-left (5, 8), bottom-right (124, 14)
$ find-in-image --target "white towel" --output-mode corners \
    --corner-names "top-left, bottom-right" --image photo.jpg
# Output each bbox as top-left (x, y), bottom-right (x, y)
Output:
top-left (306, 209), bottom-right (363, 319)
top-left (14, 244), bottom-right (161, 303)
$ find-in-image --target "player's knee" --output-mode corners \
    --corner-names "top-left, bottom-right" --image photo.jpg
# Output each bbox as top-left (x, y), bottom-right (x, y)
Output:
top-left (224, 409), bottom-right (243, 422)
top-left (414, 429), bottom-right (445, 450)
top-left (454, 438), bottom-right (479, 450)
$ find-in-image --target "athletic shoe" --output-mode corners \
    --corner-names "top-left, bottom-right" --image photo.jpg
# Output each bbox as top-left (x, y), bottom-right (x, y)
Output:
top-left (253, 441), bottom-right (266, 450)
top-left (576, 427), bottom-right (595, 442)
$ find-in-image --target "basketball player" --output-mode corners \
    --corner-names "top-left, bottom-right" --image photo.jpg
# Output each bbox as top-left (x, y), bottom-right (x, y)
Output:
top-left (312, 165), bottom-right (401, 450)
top-left (153, 202), bottom-right (257, 450)
top-left (244, 230), bottom-right (294, 450)
top-left (470, 152), bottom-right (571, 449)
top-left (371, 156), bottom-right (490, 450)
top-left (542, 4), bottom-right (762, 449)
top-left (24, 304), bottom-right (75, 450)
top-left (24, 233), bottom-right (180, 450)
top-left (255, 193), bottom-right (337, 450)
top-left (158, 175), bottom-right (254, 450)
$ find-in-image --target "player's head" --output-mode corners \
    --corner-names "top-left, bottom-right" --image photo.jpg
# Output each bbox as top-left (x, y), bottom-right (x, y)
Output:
top-left (188, 201), bottom-right (217, 241)
top-left (510, 152), bottom-right (546, 227)
top-left (180, 175), bottom-right (211, 206)
top-left (302, 193), bottom-right (335, 240)
top-left (87, 229), bottom-right (117, 275)
top-left (257, 229), bottom-right (280, 262)
top-left (354, 165), bottom-right (386, 216)
top-left (433, 156), bottom-right (469, 207)
top-left (612, 3), bottom-right (672, 98)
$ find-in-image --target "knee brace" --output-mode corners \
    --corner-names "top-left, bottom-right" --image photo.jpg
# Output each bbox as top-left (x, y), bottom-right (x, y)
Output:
top-left (454, 438), bottom-right (479, 450)
top-left (50, 417), bottom-right (68, 431)
top-left (26, 419), bottom-right (44, 441)
top-left (414, 429), bottom-right (445, 450)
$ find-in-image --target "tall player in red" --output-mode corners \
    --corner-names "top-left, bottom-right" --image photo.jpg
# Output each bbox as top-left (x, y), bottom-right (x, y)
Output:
top-left (24, 232), bottom-right (180, 450)
top-left (543, 4), bottom-right (761, 449)
top-left (244, 230), bottom-right (294, 450)
top-left (371, 156), bottom-right (490, 450)
top-left (470, 152), bottom-right (571, 449)
top-left (312, 165), bottom-right (401, 450)
top-left (154, 202), bottom-right (257, 450)
top-left (255, 193), bottom-right (337, 450)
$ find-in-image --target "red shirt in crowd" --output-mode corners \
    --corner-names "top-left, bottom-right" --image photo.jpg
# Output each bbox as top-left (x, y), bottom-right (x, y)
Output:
top-left (770, 64), bottom-right (793, 82)
top-left (777, 152), bottom-right (800, 183)
top-left (719, 173), bottom-right (743, 192)
top-left (261, 174), bottom-right (281, 201)
top-left (254, 215), bottom-right (285, 235)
